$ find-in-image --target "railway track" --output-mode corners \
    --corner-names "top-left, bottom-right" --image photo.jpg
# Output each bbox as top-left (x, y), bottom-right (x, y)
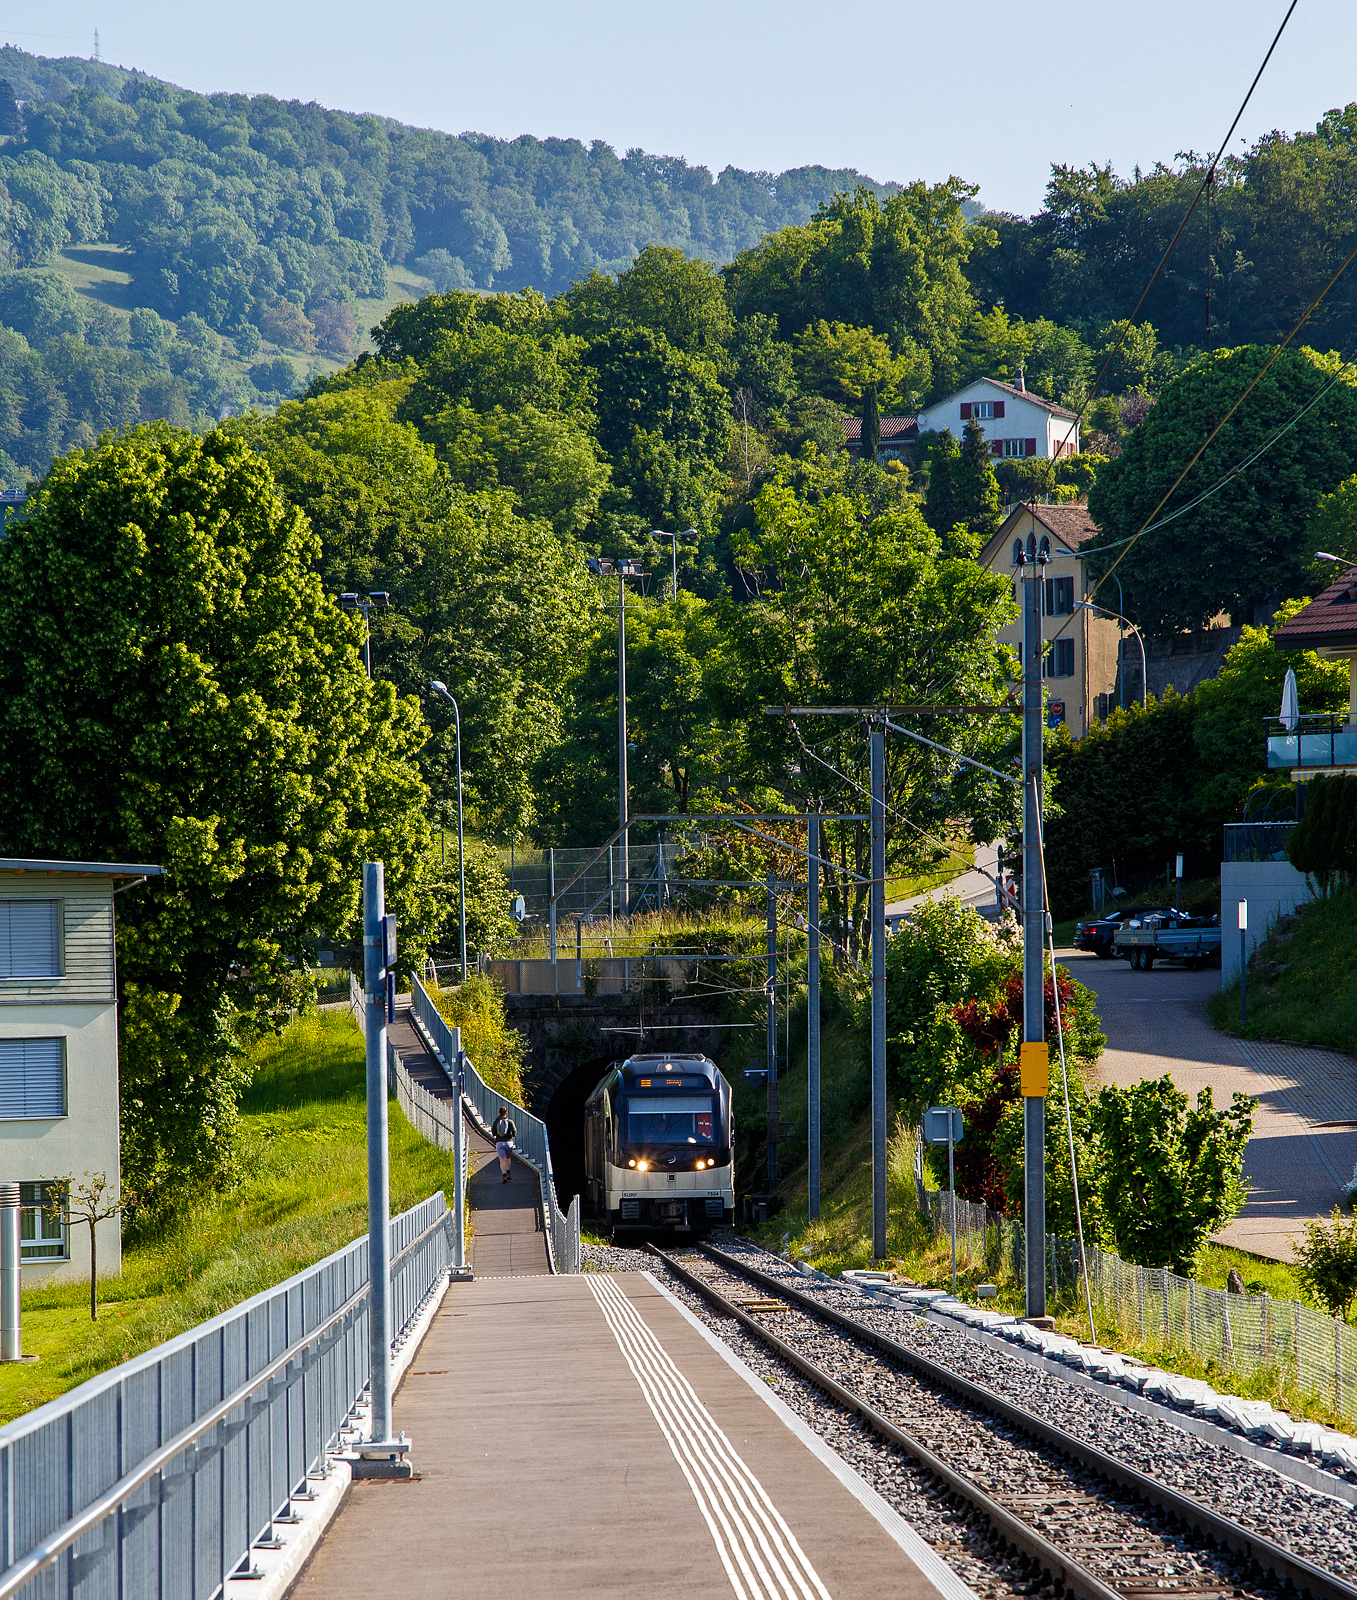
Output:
top-left (647, 1240), bottom-right (1357, 1600)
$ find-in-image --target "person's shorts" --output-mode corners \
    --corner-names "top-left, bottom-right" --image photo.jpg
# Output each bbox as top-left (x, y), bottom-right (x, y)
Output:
top-left (496, 1141), bottom-right (512, 1159)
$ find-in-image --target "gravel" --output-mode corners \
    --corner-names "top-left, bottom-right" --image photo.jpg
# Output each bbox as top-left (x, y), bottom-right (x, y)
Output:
top-left (698, 1239), bottom-right (1357, 1580)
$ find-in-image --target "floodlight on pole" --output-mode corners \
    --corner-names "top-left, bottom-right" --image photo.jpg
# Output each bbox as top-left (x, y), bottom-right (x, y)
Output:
top-left (429, 681), bottom-right (467, 983)
top-left (587, 555), bottom-right (646, 908)
top-left (1316, 550), bottom-right (1357, 565)
top-left (649, 528), bottom-right (699, 602)
top-left (338, 590), bottom-right (391, 678)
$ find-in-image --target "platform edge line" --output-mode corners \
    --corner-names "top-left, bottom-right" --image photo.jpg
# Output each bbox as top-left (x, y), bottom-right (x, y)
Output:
top-left (640, 1270), bottom-right (981, 1600)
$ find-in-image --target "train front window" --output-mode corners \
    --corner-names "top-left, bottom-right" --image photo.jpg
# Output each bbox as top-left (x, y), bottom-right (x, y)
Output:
top-left (627, 1095), bottom-right (714, 1145)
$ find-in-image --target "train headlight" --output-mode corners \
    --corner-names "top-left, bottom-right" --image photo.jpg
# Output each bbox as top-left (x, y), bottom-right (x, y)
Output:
top-left (627, 1159), bottom-right (636, 1168)
top-left (695, 1159), bottom-right (706, 1170)
top-left (636, 1160), bottom-right (649, 1173)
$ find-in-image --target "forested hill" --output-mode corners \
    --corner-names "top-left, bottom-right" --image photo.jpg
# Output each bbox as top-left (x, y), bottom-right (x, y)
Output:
top-left (1, 44), bottom-right (889, 310)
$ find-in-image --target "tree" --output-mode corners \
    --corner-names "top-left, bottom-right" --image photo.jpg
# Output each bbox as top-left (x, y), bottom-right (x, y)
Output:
top-left (955, 415), bottom-right (1003, 541)
top-left (0, 425), bottom-right (434, 1207)
top-left (0, 79), bottom-right (22, 139)
top-left (1086, 346), bottom-right (1357, 630)
top-left (556, 245), bottom-right (734, 360)
top-left (793, 320), bottom-right (927, 410)
top-left (1295, 1208), bottom-right (1357, 1320)
top-left (1094, 1076), bottom-right (1253, 1273)
top-left (860, 384), bottom-right (880, 465)
top-left (725, 182), bottom-right (989, 394)
top-left (923, 428), bottom-right (962, 535)
top-left (259, 300), bottom-right (317, 354)
top-left (43, 1171), bottom-right (127, 1319)
top-left (1311, 472), bottom-right (1357, 560)
top-left (719, 475), bottom-right (1016, 954)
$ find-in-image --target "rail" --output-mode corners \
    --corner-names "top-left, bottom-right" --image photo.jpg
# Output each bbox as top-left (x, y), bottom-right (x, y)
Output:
top-left (0, 1192), bottom-right (451, 1600)
top-left (408, 975), bottom-right (579, 1274)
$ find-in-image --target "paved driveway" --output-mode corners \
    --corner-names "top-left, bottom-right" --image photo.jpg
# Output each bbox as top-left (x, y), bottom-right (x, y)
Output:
top-left (1058, 948), bottom-right (1357, 1263)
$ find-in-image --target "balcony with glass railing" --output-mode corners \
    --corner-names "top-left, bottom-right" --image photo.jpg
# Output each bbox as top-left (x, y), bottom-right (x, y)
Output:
top-left (1265, 712), bottom-right (1357, 771)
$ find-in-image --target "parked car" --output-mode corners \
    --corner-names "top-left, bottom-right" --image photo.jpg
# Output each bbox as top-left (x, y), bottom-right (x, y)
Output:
top-left (1073, 904), bottom-right (1186, 958)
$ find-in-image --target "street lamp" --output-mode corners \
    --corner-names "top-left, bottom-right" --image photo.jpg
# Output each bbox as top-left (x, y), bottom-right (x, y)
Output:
top-left (429, 681), bottom-right (467, 983)
top-left (1077, 600), bottom-right (1147, 708)
top-left (1317, 550), bottom-right (1357, 567)
top-left (338, 591), bottom-right (390, 677)
top-left (648, 528), bottom-right (699, 602)
top-left (587, 556), bottom-right (646, 910)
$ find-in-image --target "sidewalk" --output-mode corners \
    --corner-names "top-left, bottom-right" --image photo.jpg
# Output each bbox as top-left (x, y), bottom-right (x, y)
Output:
top-left (1062, 950), bottom-right (1357, 1261)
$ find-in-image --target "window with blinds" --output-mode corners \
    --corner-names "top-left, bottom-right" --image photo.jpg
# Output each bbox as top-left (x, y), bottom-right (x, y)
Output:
top-left (0, 900), bottom-right (61, 978)
top-left (0, 1037), bottom-right (66, 1118)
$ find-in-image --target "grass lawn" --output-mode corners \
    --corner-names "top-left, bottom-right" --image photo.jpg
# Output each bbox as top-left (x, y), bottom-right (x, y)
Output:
top-left (1209, 884), bottom-right (1357, 1054)
top-left (0, 1010), bottom-right (454, 1426)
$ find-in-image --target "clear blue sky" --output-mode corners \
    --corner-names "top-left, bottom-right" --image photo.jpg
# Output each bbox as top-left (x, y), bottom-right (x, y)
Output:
top-left (6, 0), bottom-right (1354, 215)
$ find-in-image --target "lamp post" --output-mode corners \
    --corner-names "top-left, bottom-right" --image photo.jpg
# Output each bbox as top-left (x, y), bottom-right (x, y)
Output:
top-left (429, 681), bottom-right (467, 983)
top-left (338, 591), bottom-right (391, 677)
top-left (648, 528), bottom-right (698, 602)
top-left (587, 556), bottom-right (645, 910)
top-left (1077, 600), bottom-right (1146, 708)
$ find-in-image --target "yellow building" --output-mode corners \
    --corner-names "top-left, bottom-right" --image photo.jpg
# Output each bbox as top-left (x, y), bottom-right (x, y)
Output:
top-left (979, 504), bottom-right (1122, 739)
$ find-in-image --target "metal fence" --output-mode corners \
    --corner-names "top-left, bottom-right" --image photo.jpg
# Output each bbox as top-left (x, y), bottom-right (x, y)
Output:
top-left (1222, 822), bottom-right (1296, 863)
top-left (499, 841), bottom-right (679, 925)
top-left (408, 977), bottom-right (580, 1275)
top-left (913, 1136), bottom-right (1357, 1421)
top-left (0, 1192), bottom-right (451, 1600)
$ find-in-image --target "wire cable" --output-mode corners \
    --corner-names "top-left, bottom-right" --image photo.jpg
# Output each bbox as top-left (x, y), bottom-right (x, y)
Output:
top-left (1050, 0), bottom-right (1300, 456)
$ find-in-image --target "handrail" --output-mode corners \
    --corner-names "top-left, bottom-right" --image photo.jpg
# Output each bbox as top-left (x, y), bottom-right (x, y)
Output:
top-left (0, 1207), bottom-right (446, 1600)
top-left (410, 975), bottom-right (579, 1273)
top-left (0, 1192), bottom-right (450, 1600)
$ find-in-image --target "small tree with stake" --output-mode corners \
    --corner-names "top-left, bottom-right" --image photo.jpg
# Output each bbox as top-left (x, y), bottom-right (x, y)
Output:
top-left (1295, 1209), bottom-right (1357, 1321)
top-left (43, 1172), bottom-right (131, 1320)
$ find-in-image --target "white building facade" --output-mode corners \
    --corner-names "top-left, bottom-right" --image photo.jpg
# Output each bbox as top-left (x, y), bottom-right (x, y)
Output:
top-left (915, 377), bottom-right (1080, 460)
top-left (0, 858), bottom-right (160, 1283)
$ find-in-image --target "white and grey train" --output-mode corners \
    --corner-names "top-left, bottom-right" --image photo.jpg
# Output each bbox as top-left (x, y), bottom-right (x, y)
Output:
top-left (582, 1052), bottom-right (734, 1231)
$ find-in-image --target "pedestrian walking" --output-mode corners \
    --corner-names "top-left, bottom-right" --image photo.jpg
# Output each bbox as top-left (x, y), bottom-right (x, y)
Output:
top-left (492, 1105), bottom-right (517, 1183)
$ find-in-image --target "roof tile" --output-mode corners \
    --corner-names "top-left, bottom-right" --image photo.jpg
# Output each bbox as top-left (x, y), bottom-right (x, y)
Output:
top-left (1274, 567), bottom-right (1357, 649)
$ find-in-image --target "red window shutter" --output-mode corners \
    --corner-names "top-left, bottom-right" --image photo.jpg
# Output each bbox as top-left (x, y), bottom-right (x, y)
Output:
top-left (960, 403), bottom-right (972, 419)
top-left (994, 401), bottom-right (1005, 418)
top-left (1026, 438), bottom-right (1037, 456)
top-left (991, 440), bottom-right (1002, 456)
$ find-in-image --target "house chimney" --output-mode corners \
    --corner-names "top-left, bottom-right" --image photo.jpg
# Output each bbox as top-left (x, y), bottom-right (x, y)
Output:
top-left (1014, 366), bottom-right (1026, 393)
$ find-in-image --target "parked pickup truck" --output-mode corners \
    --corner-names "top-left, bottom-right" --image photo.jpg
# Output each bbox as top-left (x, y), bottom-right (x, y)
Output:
top-left (1114, 913), bottom-right (1222, 970)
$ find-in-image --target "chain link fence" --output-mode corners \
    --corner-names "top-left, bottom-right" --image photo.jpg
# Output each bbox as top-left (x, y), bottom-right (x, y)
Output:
top-left (913, 1133), bottom-right (1356, 1422)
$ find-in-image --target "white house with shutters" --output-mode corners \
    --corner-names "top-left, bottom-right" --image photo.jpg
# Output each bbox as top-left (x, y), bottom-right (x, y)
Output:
top-left (915, 373), bottom-right (1080, 460)
top-left (0, 858), bottom-right (161, 1283)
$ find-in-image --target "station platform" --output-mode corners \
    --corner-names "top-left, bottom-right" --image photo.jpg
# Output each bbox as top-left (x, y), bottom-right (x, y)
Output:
top-left (294, 1272), bottom-right (973, 1600)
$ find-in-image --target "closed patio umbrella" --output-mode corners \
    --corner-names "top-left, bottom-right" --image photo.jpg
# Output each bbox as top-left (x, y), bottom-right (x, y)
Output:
top-left (1279, 666), bottom-right (1300, 732)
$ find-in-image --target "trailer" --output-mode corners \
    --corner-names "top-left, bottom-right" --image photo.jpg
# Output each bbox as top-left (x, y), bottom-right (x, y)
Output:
top-left (1114, 914), bottom-right (1222, 970)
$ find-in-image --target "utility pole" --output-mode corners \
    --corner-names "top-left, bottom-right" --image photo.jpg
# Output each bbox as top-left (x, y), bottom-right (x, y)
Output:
top-left (765, 872), bottom-right (778, 1192)
top-left (1019, 537), bottom-right (1049, 1318)
top-left (807, 812), bottom-right (821, 1221)
top-left (870, 724), bottom-right (887, 1261)
top-left (363, 862), bottom-right (394, 1444)
top-left (588, 556), bottom-right (644, 914)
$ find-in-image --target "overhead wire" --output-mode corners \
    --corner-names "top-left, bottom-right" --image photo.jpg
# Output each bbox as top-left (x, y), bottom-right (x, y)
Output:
top-left (1049, 0), bottom-right (1300, 456)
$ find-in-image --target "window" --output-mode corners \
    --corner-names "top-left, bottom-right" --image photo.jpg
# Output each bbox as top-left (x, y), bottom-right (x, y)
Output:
top-left (0, 1037), bottom-right (65, 1119)
top-left (1045, 639), bottom-right (1075, 678)
top-left (627, 1095), bottom-right (715, 1145)
top-left (20, 1181), bottom-right (66, 1261)
top-left (1044, 576), bottom-right (1075, 615)
top-left (1002, 438), bottom-right (1039, 458)
top-left (0, 900), bottom-right (60, 978)
top-left (961, 400), bottom-right (1003, 420)
top-left (1011, 539), bottom-right (1024, 567)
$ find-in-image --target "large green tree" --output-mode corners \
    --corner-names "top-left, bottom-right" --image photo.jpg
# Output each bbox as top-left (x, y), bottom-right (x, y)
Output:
top-left (0, 424), bottom-right (434, 1206)
top-left (1086, 346), bottom-right (1357, 630)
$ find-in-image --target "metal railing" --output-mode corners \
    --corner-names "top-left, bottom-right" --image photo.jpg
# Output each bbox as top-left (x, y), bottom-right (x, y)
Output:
top-left (0, 1192), bottom-right (451, 1600)
top-left (409, 977), bottom-right (579, 1275)
top-left (1266, 712), bottom-right (1357, 771)
top-left (913, 1136), bottom-right (1357, 1422)
top-left (1222, 821), bottom-right (1297, 863)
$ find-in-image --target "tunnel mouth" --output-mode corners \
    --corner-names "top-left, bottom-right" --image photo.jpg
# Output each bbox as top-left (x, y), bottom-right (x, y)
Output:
top-left (543, 1056), bottom-right (613, 1214)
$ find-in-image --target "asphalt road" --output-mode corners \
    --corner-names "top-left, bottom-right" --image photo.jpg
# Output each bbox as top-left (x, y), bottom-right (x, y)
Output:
top-left (1059, 947), bottom-right (1357, 1263)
